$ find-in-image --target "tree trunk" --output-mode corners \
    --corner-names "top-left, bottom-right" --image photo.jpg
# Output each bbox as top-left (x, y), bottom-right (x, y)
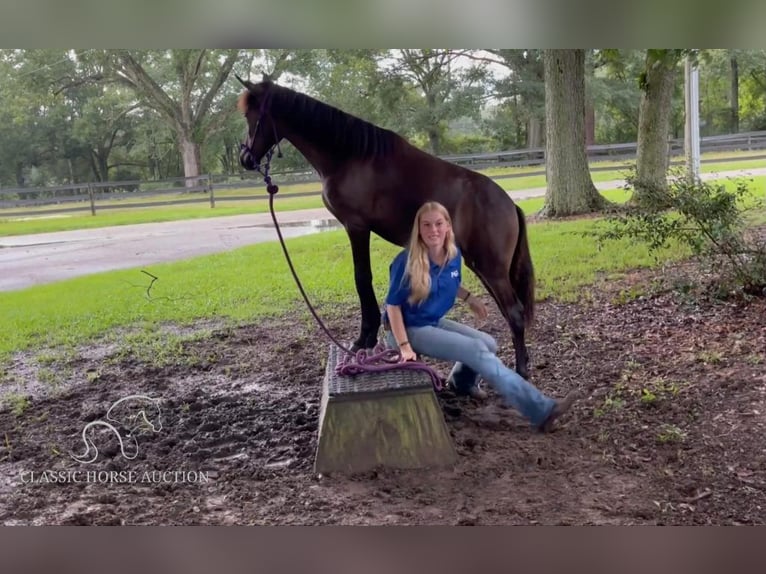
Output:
top-left (514, 96), bottom-right (523, 147)
top-left (425, 91), bottom-right (441, 155)
top-left (634, 51), bottom-right (678, 202)
top-left (540, 50), bottom-right (605, 217)
top-left (731, 54), bottom-right (739, 133)
top-left (98, 155), bottom-right (109, 182)
top-left (180, 136), bottom-right (201, 187)
top-left (67, 158), bottom-right (76, 185)
top-left (15, 162), bottom-right (24, 187)
top-left (527, 116), bottom-right (543, 148)
top-left (427, 127), bottom-right (441, 156)
top-left (584, 100), bottom-right (596, 146)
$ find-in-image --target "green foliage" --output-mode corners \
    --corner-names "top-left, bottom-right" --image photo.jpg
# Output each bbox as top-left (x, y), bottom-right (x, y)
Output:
top-left (594, 169), bottom-right (766, 297)
top-left (591, 50), bottom-right (645, 143)
top-left (439, 133), bottom-right (499, 155)
top-left (488, 49), bottom-right (545, 140)
top-left (480, 99), bottom-right (527, 150)
top-left (384, 49), bottom-right (490, 155)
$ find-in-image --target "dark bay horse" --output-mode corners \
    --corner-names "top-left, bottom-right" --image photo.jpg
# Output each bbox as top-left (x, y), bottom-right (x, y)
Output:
top-left (236, 76), bottom-right (536, 379)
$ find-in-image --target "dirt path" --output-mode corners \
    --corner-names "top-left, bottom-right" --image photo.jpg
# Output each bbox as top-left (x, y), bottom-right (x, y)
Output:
top-left (1, 265), bottom-right (764, 525)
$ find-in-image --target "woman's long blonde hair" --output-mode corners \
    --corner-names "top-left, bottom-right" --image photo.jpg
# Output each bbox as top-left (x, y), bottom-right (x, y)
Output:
top-left (404, 202), bottom-right (458, 305)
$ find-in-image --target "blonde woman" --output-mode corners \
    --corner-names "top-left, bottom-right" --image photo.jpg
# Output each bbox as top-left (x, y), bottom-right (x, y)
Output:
top-left (383, 201), bottom-right (576, 432)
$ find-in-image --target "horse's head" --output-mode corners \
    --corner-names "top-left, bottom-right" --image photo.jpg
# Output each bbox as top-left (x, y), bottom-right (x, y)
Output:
top-left (236, 73), bottom-right (280, 171)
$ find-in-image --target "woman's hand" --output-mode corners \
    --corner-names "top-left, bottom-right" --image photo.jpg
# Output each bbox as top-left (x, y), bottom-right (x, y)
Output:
top-left (399, 343), bottom-right (417, 362)
top-left (467, 294), bottom-right (488, 322)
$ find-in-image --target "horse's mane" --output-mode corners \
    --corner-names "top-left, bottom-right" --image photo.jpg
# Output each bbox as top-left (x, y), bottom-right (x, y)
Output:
top-left (268, 84), bottom-right (401, 159)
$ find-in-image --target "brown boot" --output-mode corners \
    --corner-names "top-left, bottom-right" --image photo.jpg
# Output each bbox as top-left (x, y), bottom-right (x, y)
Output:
top-left (538, 391), bottom-right (578, 433)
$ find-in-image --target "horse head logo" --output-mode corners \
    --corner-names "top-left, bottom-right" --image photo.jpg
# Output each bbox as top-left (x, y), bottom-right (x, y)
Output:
top-left (70, 395), bottom-right (163, 464)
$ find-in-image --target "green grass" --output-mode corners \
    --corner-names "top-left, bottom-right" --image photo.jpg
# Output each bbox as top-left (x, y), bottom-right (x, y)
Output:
top-left (0, 193), bottom-right (688, 362)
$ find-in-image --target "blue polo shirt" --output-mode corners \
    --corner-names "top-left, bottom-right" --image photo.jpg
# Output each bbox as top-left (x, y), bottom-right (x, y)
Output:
top-left (384, 248), bottom-right (462, 327)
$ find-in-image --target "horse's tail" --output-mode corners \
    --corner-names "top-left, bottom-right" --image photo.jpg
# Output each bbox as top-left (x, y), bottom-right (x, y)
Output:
top-left (510, 204), bottom-right (535, 327)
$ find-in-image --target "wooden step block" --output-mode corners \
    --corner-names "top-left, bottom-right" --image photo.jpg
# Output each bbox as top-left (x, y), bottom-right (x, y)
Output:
top-left (314, 345), bottom-right (457, 474)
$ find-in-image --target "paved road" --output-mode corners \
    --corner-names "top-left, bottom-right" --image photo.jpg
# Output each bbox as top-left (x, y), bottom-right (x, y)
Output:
top-left (0, 209), bottom-right (340, 292)
top-left (1, 168), bottom-right (763, 292)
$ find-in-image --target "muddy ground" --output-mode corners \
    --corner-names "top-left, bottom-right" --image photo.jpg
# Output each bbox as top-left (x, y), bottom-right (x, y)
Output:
top-left (1, 264), bottom-right (765, 525)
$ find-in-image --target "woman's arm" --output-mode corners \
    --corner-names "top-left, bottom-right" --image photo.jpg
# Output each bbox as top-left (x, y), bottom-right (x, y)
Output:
top-left (386, 304), bottom-right (417, 361)
top-left (456, 285), bottom-right (472, 302)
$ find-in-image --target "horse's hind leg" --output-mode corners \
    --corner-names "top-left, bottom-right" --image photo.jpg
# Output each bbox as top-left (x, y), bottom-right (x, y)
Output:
top-left (347, 227), bottom-right (380, 350)
top-left (479, 274), bottom-right (530, 380)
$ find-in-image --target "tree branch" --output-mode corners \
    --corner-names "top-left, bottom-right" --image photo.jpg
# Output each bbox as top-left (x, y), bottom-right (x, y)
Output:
top-left (114, 51), bottom-right (181, 127)
top-left (192, 50), bottom-right (206, 79)
top-left (52, 74), bottom-right (105, 95)
top-left (193, 50), bottom-right (239, 124)
top-left (106, 161), bottom-right (151, 170)
top-left (460, 52), bottom-right (511, 69)
top-left (267, 49), bottom-right (291, 79)
top-left (200, 106), bottom-right (239, 143)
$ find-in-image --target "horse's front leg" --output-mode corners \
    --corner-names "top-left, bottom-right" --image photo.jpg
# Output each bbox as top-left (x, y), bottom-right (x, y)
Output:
top-left (347, 227), bottom-right (380, 350)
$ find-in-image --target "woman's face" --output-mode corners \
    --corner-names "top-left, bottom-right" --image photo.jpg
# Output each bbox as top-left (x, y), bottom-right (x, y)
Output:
top-left (419, 209), bottom-right (450, 251)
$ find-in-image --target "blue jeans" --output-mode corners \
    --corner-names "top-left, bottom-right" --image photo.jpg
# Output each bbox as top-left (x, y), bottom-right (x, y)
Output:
top-left (386, 318), bottom-right (555, 427)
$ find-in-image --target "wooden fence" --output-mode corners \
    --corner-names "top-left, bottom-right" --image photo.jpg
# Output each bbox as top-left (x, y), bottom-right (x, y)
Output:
top-left (2, 131), bottom-right (765, 219)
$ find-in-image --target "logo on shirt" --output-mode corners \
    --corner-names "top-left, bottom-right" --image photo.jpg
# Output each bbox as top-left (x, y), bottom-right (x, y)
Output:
top-left (450, 270), bottom-right (459, 278)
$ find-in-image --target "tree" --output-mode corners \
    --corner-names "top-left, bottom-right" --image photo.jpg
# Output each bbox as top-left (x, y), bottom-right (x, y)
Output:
top-left (595, 49), bottom-right (686, 203)
top-left (386, 49), bottom-right (488, 155)
top-left (461, 49), bottom-right (546, 149)
top-left (0, 49), bottom-right (93, 187)
top-left (307, 50), bottom-right (415, 135)
top-left (731, 51), bottom-right (740, 133)
top-left (701, 49), bottom-right (766, 134)
top-left (108, 50), bottom-right (248, 182)
top-left (48, 49), bottom-right (253, 183)
top-left (64, 79), bottom-right (140, 182)
top-left (487, 50), bottom-right (546, 148)
top-left (591, 50), bottom-right (646, 144)
top-left (735, 49), bottom-right (766, 130)
top-left (633, 50), bottom-right (684, 202)
top-left (540, 49), bottom-right (606, 217)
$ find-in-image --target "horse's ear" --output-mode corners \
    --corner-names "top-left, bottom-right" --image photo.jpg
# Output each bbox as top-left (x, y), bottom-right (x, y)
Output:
top-left (262, 72), bottom-right (273, 84)
top-left (234, 73), bottom-right (256, 91)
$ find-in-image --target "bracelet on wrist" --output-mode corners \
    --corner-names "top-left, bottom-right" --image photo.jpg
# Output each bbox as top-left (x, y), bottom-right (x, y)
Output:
top-left (398, 340), bottom-right (410, 348)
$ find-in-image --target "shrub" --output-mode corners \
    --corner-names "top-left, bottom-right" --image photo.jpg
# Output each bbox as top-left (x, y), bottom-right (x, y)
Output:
top-left (594, 168), bottom-right (766, 298)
